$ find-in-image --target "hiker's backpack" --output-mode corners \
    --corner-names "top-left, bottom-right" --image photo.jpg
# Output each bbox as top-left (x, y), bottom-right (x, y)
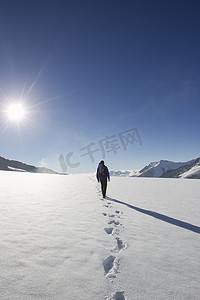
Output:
top-left (98, 164), bottom-right (106, 177)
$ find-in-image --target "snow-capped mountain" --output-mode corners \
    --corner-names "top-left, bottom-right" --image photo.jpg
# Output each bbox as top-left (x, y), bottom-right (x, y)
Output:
top-left (161, 157), bottom-right (200, 179)
top-left (134, 159), bottom-right (195, 178)
top-left (111, 158), bottom-right (200, 179)
top-left (0, 156), bottom-right (59, 174)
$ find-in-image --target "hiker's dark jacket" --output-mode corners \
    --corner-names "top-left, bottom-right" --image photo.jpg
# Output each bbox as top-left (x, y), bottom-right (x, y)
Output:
top-left (96, 165), bottom-right (110, 181)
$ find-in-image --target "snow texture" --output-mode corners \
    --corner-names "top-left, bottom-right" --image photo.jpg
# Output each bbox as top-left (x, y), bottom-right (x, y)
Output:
top-left (0, 171), bottom-right (200, 299)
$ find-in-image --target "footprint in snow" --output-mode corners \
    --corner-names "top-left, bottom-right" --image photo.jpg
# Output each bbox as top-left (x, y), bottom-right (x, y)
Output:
top-left (102, 255), bottom-right (115, 274)
top-left (112, 228), bottom-right (120, 235)
top-left (112, 291), bottom-right (126, 300)
top-left (106, 291), bottom-right (126, 300)
top-left (111, 237), bottom-right (129, 253)
top-left (109, 214), bottom-right (116, 218)
top-left (102, 256), bottom-right (119, 278)
top-left (108, 220), bottom-right (120, 226)
top-left (108, 213), bottom-right (122, 219)
top-left (104, 227), bottom-right (114, 235)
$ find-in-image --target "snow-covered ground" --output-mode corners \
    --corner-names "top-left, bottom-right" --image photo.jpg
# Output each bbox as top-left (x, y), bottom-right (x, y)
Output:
top-left (0, 171), bottom-right (200, 300)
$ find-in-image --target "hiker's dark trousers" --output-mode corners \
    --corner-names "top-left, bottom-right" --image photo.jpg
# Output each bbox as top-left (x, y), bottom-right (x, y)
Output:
top-left (100, 178), bottom-right (107, 197)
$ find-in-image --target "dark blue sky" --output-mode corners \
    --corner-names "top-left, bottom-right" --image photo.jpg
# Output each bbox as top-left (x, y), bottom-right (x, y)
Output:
top-left (0, 0), bottom-right (200, 172)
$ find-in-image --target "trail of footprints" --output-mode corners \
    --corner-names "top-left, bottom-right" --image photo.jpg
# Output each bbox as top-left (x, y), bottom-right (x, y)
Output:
top-left (101, 197), bottom-right (129, 300)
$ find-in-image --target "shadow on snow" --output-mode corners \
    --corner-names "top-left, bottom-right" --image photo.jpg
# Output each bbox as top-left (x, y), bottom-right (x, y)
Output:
top-left (106, 197), bottom-right (200, 234)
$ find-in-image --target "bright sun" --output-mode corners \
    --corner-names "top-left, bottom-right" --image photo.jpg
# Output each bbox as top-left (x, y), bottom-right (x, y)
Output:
top-left (6, 103), bottom-right (26, 122)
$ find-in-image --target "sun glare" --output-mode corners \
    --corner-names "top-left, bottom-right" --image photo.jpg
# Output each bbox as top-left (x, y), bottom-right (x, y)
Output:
top-left (6, 103), bottom-right (26, 122)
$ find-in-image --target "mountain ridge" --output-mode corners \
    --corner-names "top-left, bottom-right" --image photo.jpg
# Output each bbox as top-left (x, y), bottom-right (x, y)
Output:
top-left (111, 157), bottom-right (200, 179)
top-left (161, 158), bottom-right (200, 179)
top-left (1, 155), bottom-right (199, 178)
top-left (0, 156), bottom-right (59, 174)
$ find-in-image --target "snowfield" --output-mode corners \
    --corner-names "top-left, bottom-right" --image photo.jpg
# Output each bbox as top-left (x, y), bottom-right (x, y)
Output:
top-left (0, 171), bottom-right (200, 300)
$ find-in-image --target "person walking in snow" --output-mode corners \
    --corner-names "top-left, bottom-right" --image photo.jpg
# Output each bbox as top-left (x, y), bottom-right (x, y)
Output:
top-left (96, 160), bottom-right (110, 198)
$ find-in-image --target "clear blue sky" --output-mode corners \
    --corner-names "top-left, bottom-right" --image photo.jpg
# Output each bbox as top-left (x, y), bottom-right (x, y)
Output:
top-left (0, 0), bottom-right (200, 173)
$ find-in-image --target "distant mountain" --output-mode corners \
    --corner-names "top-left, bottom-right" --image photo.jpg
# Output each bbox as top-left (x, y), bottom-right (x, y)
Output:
top-left (109, 170), bottom-right (131, 177)
top-left (111, 158), bottom-right (200, 179)
top-left (0, 156), bottom-right (59, 174)
top-left (161, 157), bottom-right (200, 179)
top-left (132, 159), bottom-right (195, 178)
